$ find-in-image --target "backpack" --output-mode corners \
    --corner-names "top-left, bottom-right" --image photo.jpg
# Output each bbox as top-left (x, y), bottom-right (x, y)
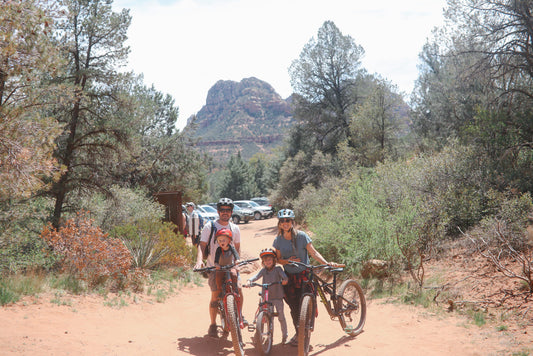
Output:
top-left (197, 213), bottom-right (204, 231)
top-left (202, 223), bottom-right (217, 260)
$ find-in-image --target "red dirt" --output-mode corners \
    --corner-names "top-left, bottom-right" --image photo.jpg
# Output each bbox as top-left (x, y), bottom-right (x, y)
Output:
top-left (1, 218), bottom-right (531, 355)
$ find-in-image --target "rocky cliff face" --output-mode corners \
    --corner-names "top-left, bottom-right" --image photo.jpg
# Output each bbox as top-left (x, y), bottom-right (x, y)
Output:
top-left (185, 77), bottom-right (294, 162)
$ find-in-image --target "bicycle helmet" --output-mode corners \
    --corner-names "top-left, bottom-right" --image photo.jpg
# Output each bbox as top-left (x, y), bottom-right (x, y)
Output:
top-left (216, 228), bottom-right (233, 240)
top-left (277, 209), bottom-right (295, 220)
top-left (185, 202), bottom-right (195, 209)
top-left (217, 197), bottom-right (234, 209)
top-left (259, 248), bottom-right (276, 259)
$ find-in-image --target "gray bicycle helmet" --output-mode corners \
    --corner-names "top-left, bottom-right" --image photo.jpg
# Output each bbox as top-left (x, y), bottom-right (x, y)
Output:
top-left (185, 202), bottom-right (195, 209)
top-left (277, 209), bottom-right (295, 219)
top-left (217, 197), bottom-right (234, 209)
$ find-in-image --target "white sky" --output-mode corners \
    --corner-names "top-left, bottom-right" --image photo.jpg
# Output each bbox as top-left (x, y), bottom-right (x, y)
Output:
top-left (113, 0), bottom-right (447, 130)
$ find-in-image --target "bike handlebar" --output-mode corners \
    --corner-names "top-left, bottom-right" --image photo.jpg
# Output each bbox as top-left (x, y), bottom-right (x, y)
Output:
top-left (193, 257), bottom-right (259, 273)
top-left (244, 281), bottom-right (282, 289)
top-left (288, 261), bottom-right (345, 271)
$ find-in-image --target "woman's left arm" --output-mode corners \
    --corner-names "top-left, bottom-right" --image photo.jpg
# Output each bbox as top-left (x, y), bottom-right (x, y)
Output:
top-left (306, 243), bottom-right (328, 265)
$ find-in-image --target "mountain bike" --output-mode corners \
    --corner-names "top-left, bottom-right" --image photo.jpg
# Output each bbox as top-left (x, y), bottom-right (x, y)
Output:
top-left (245, 281), bottom-right (282, 355)
top-left (289, 261), bottom-right (366, 356)
top-left (194, 258), bottom-right (259, 356)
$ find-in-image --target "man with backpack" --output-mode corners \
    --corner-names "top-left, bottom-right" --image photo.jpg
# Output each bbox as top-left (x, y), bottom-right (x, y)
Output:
top-left (185, 202), bottom-right (203, 246)
top-left (194, 197), bottom-right (247, 338)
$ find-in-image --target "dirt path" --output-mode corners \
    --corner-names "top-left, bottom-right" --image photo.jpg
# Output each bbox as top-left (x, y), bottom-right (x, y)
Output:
top-left (1, 218), bottom-right (530, 355)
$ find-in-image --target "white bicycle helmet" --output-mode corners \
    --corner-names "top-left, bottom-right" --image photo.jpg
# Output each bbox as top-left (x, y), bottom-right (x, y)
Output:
top-left (217, 197), bottom-right (234, 209)
top-left (277, 209), bottom-right (295, 219)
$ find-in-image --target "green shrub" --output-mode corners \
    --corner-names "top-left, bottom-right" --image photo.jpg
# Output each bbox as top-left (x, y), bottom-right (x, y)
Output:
top-left (0, 281), bottom-right (20, 305)
top-left (73, 185), bottom-right (165, 233)
top-left (0, 197), bottom-right (57, 274)
top-left (110, 219), bottom-right (192, 269)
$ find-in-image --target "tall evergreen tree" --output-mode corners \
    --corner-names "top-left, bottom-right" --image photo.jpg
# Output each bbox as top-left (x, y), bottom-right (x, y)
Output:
top-left (289, 20), bottom-right (365, 154)
top-left (49, 0), bottom-right (133, 228)
top-left (219, 152), bottom-right (253, 200)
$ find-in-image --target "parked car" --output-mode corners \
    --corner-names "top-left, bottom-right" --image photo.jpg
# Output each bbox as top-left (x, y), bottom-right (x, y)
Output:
top-left (197, 205), bottom-right (218, 223)
top-left (234, 200), bottom-right (273, 220)
top-left (231, 204), bottom-right (254, 224)
top-left (251, 197), bottom-right (270, 207)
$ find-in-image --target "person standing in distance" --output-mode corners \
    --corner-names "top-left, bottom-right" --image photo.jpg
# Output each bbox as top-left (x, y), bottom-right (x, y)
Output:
top-left (186, 202), bottom-right (201, 246)
top-left (194, 198), bottom-right (247, 338)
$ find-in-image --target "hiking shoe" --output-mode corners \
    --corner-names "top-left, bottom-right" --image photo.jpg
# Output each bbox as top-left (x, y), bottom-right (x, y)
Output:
top-left (207, 324), bottom-right (218, 338)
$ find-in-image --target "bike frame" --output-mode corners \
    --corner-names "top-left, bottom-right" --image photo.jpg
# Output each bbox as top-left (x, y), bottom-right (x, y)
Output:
top-left (299, 265), bottom-right (345, 330)
top-left (219, 268), bottom-right (243, 328)
top-left (251, 282), bottom-right (280, 322)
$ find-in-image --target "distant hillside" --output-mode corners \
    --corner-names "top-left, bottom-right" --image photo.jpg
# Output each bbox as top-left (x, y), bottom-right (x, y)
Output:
top-left (185, 77), bottom-right (294, 162)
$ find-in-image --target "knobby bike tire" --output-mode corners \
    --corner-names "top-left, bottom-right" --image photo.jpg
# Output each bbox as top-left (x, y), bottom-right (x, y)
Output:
top-left (336, 279), bottom-right (366, 336)
top-left (298, 295), bottom-right (314, 356)
top-left (226, 294), bottom-right (244, 356)
top-left (254, 311), bottom-right (273, 356)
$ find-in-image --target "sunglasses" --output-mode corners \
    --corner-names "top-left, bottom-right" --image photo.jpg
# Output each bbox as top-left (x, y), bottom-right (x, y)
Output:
top-left (219, 208), bottom-right (232, 213)
top-left (279, 218), bottom-right (293, 223)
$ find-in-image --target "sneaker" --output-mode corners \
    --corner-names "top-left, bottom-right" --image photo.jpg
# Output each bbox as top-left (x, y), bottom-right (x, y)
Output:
top-left (242, 316), bottom-right (249, 327)
top-left (281, 335), bottom-right (288, 345)
top-left (288, 334), bottom-right (298, 346)
top-left (207, 324), bottom-right (218, 338)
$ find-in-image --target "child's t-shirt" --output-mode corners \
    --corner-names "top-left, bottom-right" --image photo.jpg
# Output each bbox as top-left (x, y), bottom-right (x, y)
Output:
top-left (214, 244), bottom-right (239, 267)
top-left (248, 266), bottom-right (288, 299)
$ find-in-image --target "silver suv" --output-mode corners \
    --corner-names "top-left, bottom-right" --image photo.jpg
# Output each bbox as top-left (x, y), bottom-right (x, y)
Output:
top-left (231, 205), bottom-right (254, 224)
top-left (234, 200), bottom-right (273, 220)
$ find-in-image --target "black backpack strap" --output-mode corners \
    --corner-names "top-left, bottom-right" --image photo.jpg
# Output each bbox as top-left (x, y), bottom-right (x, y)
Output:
top-left (204, 222), bottom-right (217, 258)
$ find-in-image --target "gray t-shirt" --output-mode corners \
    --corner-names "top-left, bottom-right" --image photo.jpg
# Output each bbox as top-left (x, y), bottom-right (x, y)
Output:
top-left (248, 266), bottom-right (288, 300)
top-left (273, 231), bottom-right (312, 274)
top-left (200, 220), bottom-right (240, 267)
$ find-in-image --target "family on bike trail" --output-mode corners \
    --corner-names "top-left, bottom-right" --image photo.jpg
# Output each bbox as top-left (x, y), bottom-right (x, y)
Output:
top-left (193, 198), bottom-right (341, 347)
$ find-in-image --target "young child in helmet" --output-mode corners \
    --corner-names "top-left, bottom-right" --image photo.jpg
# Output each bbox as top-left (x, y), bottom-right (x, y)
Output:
top-left (245, 248), bottom-right (289, 344)
top-left (214, 228), bottom-right (240, 298)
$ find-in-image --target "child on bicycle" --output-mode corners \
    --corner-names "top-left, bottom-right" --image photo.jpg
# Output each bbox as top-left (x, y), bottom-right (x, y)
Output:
top-left (214, 228), bottom-right (240, 298)
top-left (246, 248), bottom-right (289, 344)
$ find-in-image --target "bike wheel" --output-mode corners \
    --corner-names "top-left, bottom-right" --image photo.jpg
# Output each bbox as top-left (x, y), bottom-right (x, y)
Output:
top-left (254, 311), bottom-right (273, 356)
top-left (226, 294), bottom-right (245, 356)
top-left (298, 295), bottom-right (314, 356)
top-left (336, 279), bottom-right (366, 336)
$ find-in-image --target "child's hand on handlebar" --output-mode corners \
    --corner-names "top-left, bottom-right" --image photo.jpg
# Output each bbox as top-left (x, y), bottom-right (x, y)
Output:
top-left (194, 261), bottom-right (204, 270)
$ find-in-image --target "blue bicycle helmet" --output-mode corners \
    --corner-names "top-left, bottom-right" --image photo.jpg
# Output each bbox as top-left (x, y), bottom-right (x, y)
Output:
top-left (277, 209), bottom-right (295, 219)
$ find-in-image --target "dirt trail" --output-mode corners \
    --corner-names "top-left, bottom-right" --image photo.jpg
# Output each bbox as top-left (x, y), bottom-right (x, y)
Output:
top-left (1, 218), bottom-right (530, 355)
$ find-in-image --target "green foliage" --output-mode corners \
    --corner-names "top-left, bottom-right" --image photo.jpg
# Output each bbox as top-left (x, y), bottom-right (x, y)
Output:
top-left (270, 150), bottom-right (340, 209)
top-left (218, 152), bottom-right (254, 200)
top-left (110, 219), bottom-right (191, 270)
top-left (307, 172), bottom-right (399, 273)
top-left (305, 143), bottom-right (494, 284)
top-left (0, 197), bottom-right (59, 274)
top-left (48, 274), bottom-right (85, 294)
top-left (350, 78), bottom-right (408, 166)
top-left (0, 281), bottom-right (20, 306)
top-left (289, 20), bottom-right (365, 154)
top-left (74, 185), bottom-right (164, 233)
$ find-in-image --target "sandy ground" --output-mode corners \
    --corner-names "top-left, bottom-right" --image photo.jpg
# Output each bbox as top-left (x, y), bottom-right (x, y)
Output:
top-left (1, 218), bottom-right (531, 355)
